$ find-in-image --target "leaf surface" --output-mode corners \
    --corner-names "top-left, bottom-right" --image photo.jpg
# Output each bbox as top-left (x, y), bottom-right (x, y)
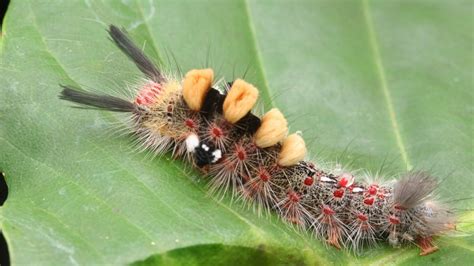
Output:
top-left (0, 0), bottom-right (472, 265)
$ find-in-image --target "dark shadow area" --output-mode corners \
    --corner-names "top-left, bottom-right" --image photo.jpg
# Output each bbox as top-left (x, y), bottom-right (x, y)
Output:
top-left (0, 172), bottom-right (9, 266)
top-left (0, 232), bottom-right (9, 266)
top-left (0, 173), bottom-right (7, 205)
top-left (0, 0), bottom-right (9, 29)
top-left (131, 244), bottom-right (307, 266)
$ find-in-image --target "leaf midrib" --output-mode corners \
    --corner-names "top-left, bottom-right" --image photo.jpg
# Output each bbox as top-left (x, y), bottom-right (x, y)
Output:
top-left (361, 0), bottom-right (412, 171)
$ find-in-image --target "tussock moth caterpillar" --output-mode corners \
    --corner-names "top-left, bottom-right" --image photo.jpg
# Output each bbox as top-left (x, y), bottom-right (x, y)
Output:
top-left (59, 25), bottom-right (456, 256)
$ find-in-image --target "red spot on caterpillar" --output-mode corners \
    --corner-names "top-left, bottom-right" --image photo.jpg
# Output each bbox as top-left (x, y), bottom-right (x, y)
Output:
top-left (236, 146), bottom-right (247, 161)
top-left (211, 127), bottom-right (223, 138)
top-left (135, 82), bottom-right (161, 105)
top-left (185, 119), bottom-right (196, 129)
top-left (394, 204), bottom-right (407, 211)
top-left (323, 206), bottom-right (335, 215)
top-left (333, 188), bottom-right (344, 198)
top-left (363, 197), bottom-right (375, 206)
top-left (288, 191), bottom-right (300, 203)
top-left (304, 176), bottom-right (314, 186)
top-left (368, 186), bottom-right (377, 195)
top-left (338, 178), bottom-right (348, 187)
top-left (258, 169), bottom-right (270, 182)
top-left (389, 215), bottom-right (400, 225)
top-left (357, 213), bottom-right (368, 222)
top-left (338, 173), bottom-right (354, 188)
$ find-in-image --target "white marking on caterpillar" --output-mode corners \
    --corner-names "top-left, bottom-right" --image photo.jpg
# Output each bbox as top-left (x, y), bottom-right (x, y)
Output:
top-left (320, 176), bottom-right (335, 183)
top-left (211, 149), bottom-right (222, 163)
top-left (185, 133), bottom-right (199, 152)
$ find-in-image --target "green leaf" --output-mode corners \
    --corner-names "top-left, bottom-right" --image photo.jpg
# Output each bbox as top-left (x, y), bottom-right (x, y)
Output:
top-left (0, 0), bottom-right (472, 265)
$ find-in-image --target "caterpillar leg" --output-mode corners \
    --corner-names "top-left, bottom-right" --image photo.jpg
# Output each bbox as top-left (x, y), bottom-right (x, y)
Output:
top-left (417, 237), bottom-right (439, 256)
top-left (327, 228), bottom-right (342, 250)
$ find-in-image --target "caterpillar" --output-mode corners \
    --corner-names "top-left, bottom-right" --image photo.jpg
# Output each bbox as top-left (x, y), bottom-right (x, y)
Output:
top-left (59, 25), bottom-right (456, 256)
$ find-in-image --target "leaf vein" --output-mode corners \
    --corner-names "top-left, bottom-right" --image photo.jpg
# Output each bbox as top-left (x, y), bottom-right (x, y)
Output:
top-left (362, 0), bottom-right (412, 170)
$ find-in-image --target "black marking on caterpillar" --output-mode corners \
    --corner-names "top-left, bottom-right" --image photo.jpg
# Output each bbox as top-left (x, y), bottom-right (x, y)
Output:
top-left (58, 24), bottom-right (456, 256)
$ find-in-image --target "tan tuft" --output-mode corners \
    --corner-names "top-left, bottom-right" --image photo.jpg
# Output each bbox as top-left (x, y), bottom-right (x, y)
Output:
top-left (278, 133), bottom-right (307, 167)
top-left (254, 108), bottom-right (288, 148)
top-left (182, 68), bottom-right (214, 111)
top-left (223, 79), bottom-right (259, 123)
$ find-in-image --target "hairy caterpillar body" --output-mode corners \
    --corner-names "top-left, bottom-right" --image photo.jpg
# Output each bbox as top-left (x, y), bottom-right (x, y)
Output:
top-left (59, 25), bottom-right (455, 256)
